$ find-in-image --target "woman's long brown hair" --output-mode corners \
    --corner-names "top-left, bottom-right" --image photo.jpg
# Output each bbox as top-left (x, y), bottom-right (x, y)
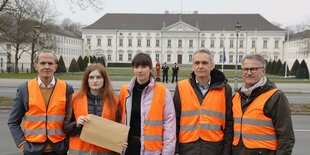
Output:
top-left (74, 63), bottom-right (117, 118)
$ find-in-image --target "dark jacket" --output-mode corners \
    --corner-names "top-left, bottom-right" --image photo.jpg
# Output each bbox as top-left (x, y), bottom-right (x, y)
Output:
top-left (232, 79), bottom-right (295, 155)
top-left (161, 65), bottom-right (169, 74)
top-left (172, 65), bottom-right (179, 74)
top-left (174, 69), bottom-right (233, 155)
top-left (7, 79), bottom-right (73, 155)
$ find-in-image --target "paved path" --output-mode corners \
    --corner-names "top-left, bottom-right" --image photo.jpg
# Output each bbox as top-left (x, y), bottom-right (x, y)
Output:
top-left (1, 78), bottom-right (310, 104)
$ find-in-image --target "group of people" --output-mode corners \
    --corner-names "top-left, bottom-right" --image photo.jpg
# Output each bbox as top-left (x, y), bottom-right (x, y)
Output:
top-left (161, 62), bottom-right (179, 83)
top-left (7, 49), bottom-right (295, 155)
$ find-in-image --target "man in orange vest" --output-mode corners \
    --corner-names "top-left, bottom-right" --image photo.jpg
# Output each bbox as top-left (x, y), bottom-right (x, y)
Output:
top-left (173, 49), bottom-right (233, 155)
top-left (232, 54), bottom-right (295, 155)
top-left (8, 49), bottom-right (74, 155)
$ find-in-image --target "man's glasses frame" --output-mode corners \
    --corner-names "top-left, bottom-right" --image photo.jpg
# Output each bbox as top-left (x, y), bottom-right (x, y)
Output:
top-left (241, 67), bottom-right (264, 74)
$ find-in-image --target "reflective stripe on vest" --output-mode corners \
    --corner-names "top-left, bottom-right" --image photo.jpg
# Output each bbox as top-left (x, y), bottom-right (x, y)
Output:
top-left (24, 128), bottom-right (64, 135)
top-left (24, 79), bottom-right (66, 143)
top-left (69, 93), bottom-right (118, 154)
top-left (120, 83), bottom-right (166, 151)
top-left (232, 88), bottom-right (278, 150)
top-left (178, 80), bottom-right (226, 143)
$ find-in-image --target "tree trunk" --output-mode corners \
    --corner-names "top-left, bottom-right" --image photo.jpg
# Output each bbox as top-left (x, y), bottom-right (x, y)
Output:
top-left (14, 44), bottom-right (20, 73)
top-left (31, 41), bottom-right (35, 72)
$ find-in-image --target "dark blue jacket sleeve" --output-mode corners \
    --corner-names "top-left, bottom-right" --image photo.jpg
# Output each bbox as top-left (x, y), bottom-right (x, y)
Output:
top-left (7, 83), bottom-right (28, 147)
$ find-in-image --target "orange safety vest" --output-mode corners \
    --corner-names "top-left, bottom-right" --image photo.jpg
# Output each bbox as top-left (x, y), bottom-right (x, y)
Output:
top-left (232, 89), bottom-right (278, 150)
top-left (178, 80), bottom-right (226, 143)
top-left (24, 79), bottom-right (67, 143)
top-left (120, 83), bottom-right (166, 151)
top-left (68, 94), bottom-right (118, 155)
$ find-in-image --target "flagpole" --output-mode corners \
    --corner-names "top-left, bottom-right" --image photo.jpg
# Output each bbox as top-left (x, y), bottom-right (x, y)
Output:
top-left (88, 45), bottom-right (91, 66)
top-left (254, 28), bottom-right (257, 54)
top-left (221, 28), bottom-right (225, 72)
top-left (285, 29), bottom-right (289, 78)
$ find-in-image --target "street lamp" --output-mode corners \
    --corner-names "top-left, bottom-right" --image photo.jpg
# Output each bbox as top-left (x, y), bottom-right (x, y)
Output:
top-left (35, 25), bottom-right (41, 49)
top-left (234, 21), bottom-right (241, 91)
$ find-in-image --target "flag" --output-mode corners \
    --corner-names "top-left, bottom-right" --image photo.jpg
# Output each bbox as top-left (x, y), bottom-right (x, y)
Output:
top-left (221, 47), bottom-right (226, 72)
top-left (223, 47), bottom-right (226, 63)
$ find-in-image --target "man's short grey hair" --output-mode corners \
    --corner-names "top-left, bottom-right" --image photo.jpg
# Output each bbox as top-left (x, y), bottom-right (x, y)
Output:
top-left (193, 49), bottom-right (214, 64)
top-left (242, 54), bottom-right (266, 69)
top-left (34, 49), bottom-right (58, 64)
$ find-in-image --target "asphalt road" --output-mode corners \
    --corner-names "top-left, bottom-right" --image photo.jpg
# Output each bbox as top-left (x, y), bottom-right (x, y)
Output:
top-left (0, 111), bottom-right (309, 155)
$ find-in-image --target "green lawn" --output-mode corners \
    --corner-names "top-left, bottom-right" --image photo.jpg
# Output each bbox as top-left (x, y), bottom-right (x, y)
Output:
top-left (0, 96), bottom-right (14, 106)
top-left (0, 67), bottom-right (309, 83)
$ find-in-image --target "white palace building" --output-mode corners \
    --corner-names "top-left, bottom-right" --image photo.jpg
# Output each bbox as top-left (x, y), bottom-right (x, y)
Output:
top-left (82, 12), bottom-right (285, 66)
top-left (284, 30), bottom-right (310, 73)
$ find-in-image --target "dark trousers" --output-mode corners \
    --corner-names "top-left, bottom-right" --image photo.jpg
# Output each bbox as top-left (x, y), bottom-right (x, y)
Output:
top-left (25, 151), bottom-right (59, 155)
top-left (40, 152), bottom-right (59, 155)
top-left (162, 73), bottom-right (168, 83)
top-left (125, 136), bottom-right (141, 155)
top-left (179, 139), bottom-right (223, 155)
top-left (172, 73), bottom-right (178, 83)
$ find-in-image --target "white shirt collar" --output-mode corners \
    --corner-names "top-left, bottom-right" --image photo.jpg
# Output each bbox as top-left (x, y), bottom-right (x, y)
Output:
top-left (37, 76), bottom-right (56, 88)
top-left (195, 78), bottom-right (211, 89)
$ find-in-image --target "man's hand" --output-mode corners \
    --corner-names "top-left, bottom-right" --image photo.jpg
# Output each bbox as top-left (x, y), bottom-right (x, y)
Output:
top-left (18, 141), bottom-right (26, 152)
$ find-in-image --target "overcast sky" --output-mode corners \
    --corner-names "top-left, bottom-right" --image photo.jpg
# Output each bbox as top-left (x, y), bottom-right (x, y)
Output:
top-left (53, 0), bottom-right (310, 27)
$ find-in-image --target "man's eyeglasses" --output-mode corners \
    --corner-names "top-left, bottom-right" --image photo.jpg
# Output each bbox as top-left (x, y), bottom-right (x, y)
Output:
top-left (241, 67), bottom-right (263, 73)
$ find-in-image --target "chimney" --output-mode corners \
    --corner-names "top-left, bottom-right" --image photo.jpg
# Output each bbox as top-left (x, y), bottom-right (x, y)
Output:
top-left (193, 11), bottom-right (198, 14)
top-left (165, 11), bottom-right (169, 14)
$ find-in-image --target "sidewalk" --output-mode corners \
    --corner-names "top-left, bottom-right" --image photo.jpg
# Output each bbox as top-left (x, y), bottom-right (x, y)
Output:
top-left (1, 78), bottom-right (310, 114)
top-left (1, 78), bottom-right (310, 93)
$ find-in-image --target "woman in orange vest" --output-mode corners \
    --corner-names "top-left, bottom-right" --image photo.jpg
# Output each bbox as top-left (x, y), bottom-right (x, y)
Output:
top-left (63, 64), bottom-right (126, 155)
top-left (119, 53), bottom-right (176, 155)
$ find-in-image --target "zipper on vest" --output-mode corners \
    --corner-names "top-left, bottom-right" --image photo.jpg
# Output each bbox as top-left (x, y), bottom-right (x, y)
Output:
top-left (45, 86), bottom-right (55, 135)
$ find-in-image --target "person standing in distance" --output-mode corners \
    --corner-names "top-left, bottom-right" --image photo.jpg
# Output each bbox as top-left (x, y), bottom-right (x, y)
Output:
top-left (8, 49), bottom-right (74, 155)
top-left (161, 62), bottom-right (169, 83)
top-left (174, 49), bottom-right (233, 155)
top-left (171, 62), bottom-right (179, 83)
top-left (232, 54), bottom-right (295, 155)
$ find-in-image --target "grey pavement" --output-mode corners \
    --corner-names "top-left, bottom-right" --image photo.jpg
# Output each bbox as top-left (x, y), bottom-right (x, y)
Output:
top-left (0, 78), bottom-right (310, 93)
top-left (1, 78), bottom-right (310, 106)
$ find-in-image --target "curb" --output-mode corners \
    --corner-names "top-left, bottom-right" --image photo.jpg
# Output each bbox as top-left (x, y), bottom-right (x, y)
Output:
top-left (0, 106), bottom-right (12, 110)
top-left (1, 106), bottom-right (309, 115)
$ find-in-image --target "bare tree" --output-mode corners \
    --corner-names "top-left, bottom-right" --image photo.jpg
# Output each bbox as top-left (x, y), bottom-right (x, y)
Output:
top-left (69, 0), bottom-right (105, 11)
top-left (0, 0), bottom-right (34, 72)
top-left (61, 18), bottom-right (82, 32)
top-left (0, 0), bottom-right (9, 12)
top-left (29, 0), bottom-right (58, 72)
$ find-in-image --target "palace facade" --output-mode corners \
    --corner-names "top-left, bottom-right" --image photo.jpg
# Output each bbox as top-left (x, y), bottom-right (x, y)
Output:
top-left (82, 12), bottom-right (285, 66)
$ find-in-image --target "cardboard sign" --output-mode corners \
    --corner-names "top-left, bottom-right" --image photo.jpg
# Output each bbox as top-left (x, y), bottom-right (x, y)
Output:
top-left (80, 114), bottom-right (130, 153)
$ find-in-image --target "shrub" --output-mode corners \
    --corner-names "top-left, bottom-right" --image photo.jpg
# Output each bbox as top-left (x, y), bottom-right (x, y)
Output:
top-left (68, 58), bottom-right (80, 72)
top-left (56, 55), bottom-right (67, 73)
top-left (296, 60), bottom-right (309, 79)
